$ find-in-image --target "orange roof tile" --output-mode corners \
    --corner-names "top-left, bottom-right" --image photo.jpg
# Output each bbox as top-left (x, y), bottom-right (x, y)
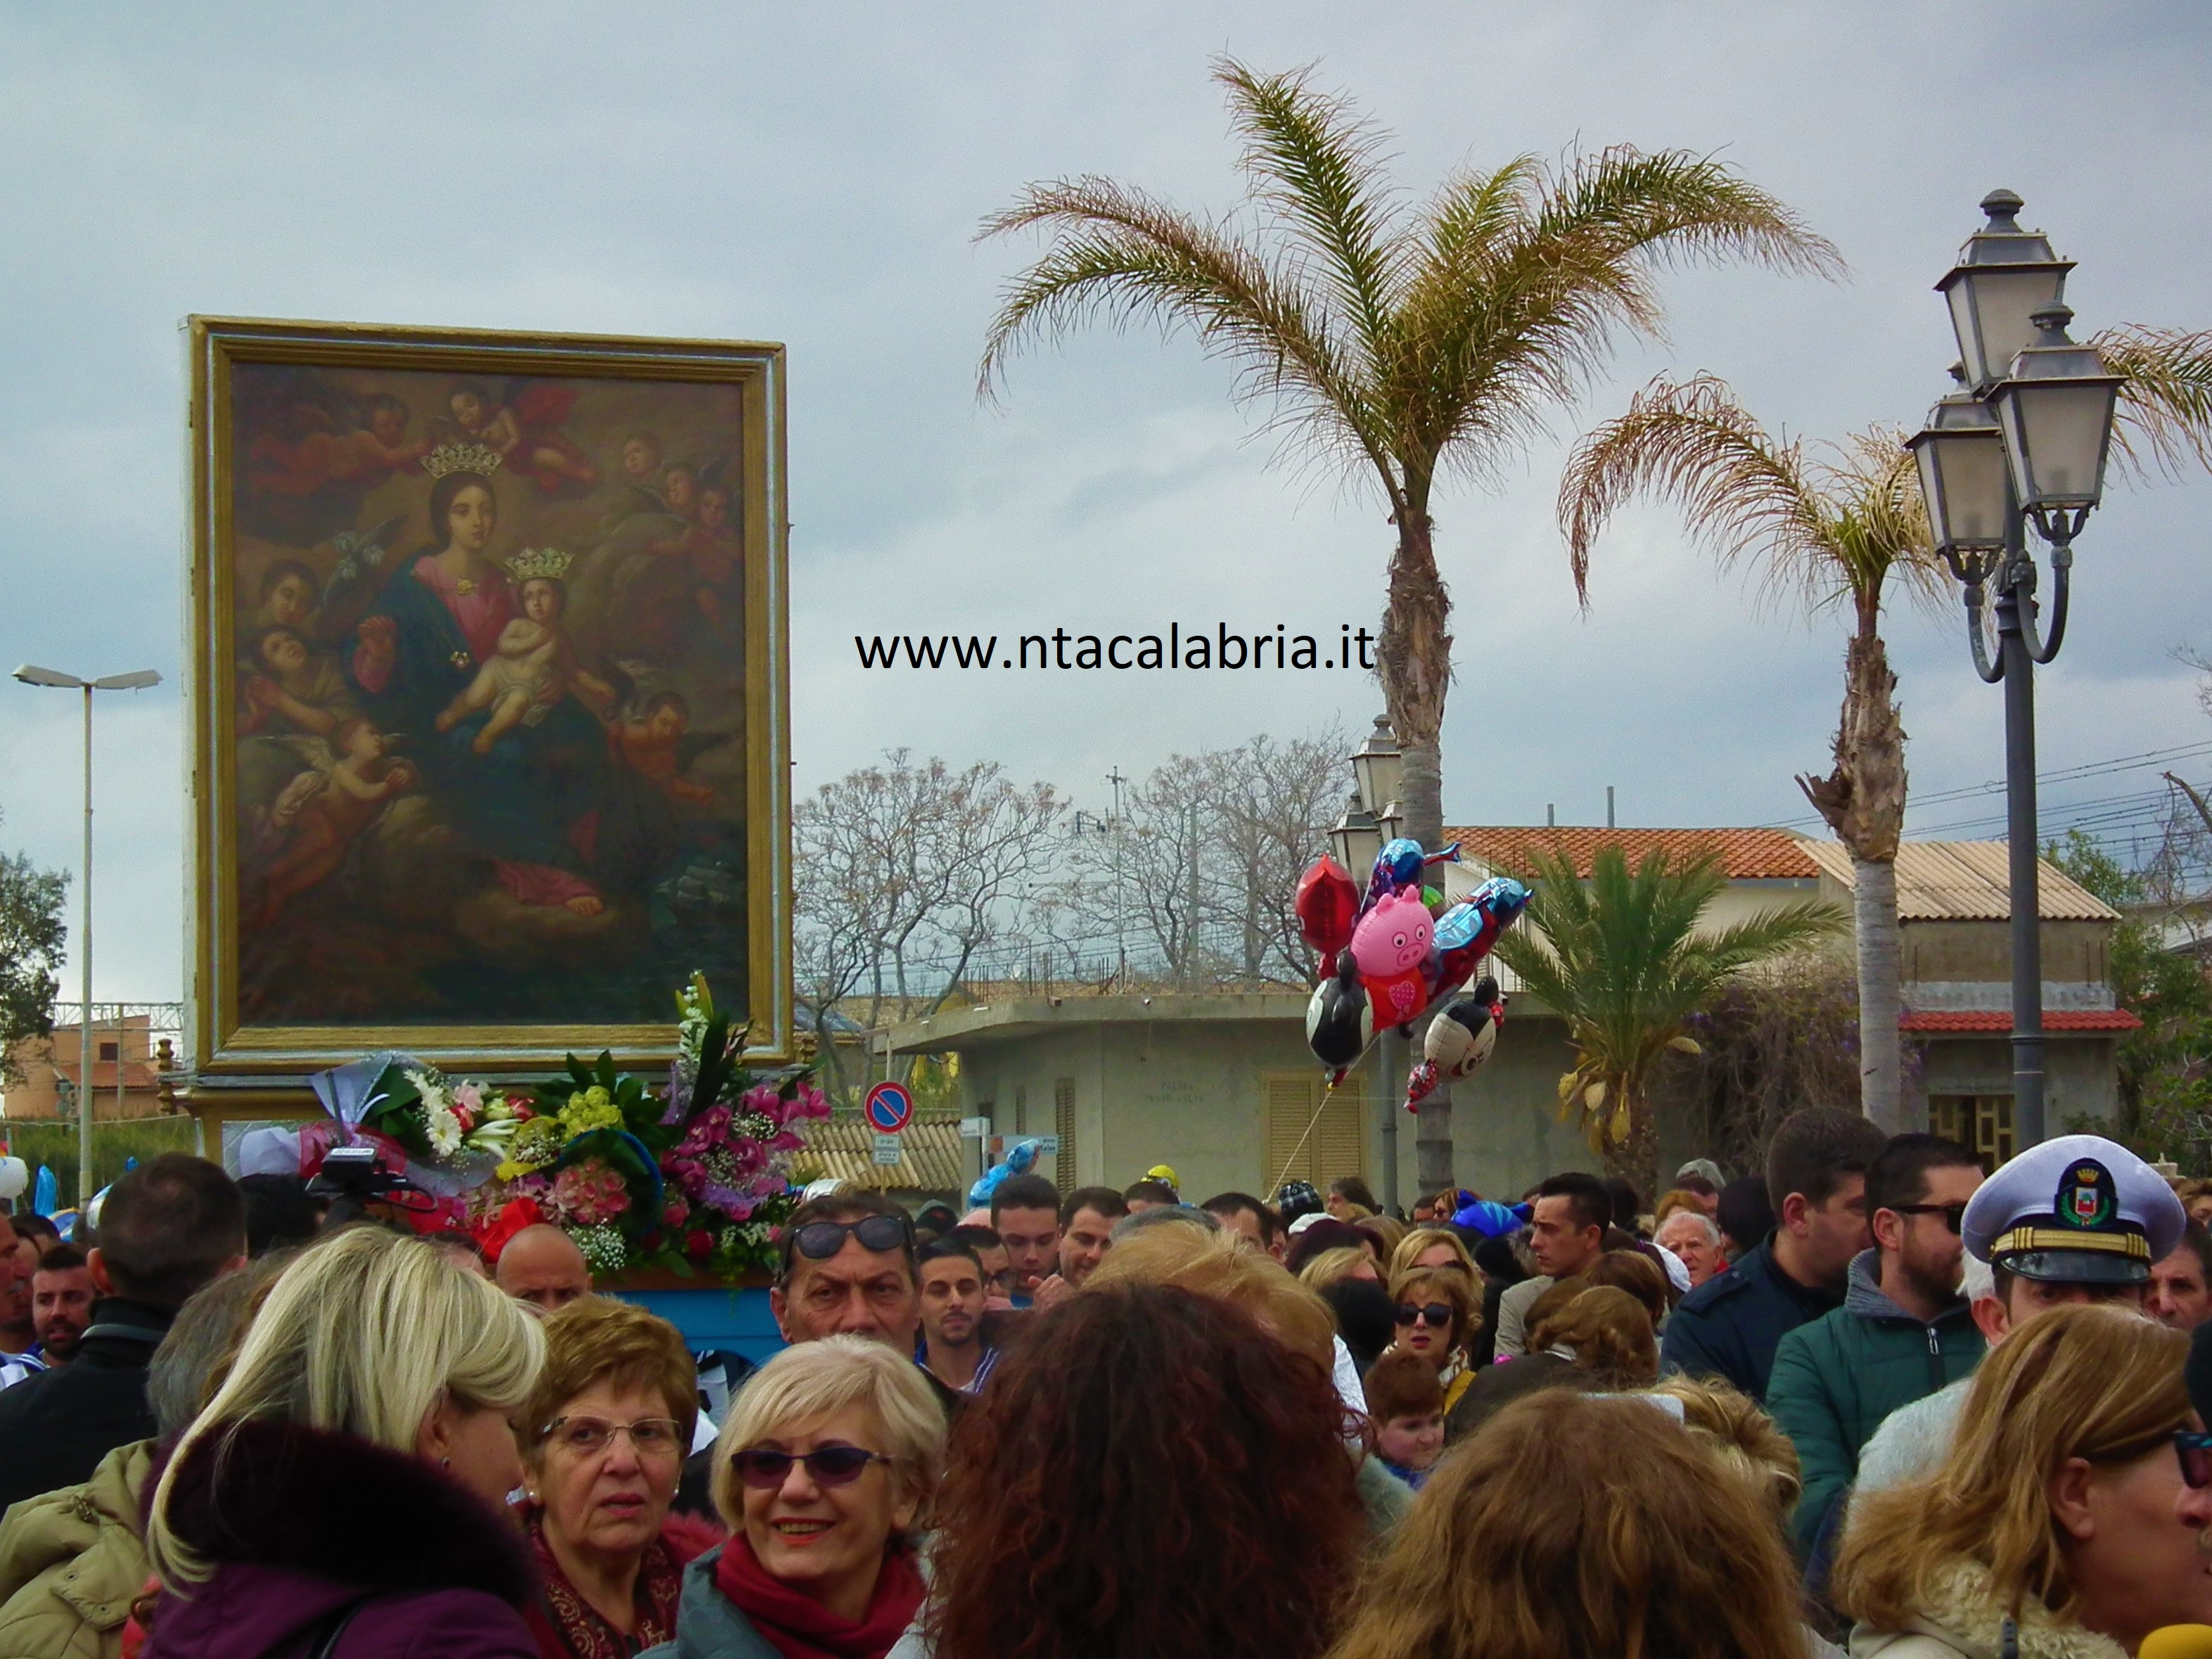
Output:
top-left (1900, 1009), bottom-right (2141, 1033)
top-left (1443, 826), bottom-right (1821, 880)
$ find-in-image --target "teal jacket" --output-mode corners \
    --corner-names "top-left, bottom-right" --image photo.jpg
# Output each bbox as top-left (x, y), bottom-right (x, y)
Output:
top-left (1765, 1249), bottom-right (1984, 1559)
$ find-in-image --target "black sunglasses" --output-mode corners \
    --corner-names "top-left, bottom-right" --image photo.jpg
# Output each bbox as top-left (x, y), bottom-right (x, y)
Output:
top-left (2175, 1430), bottom-right (2212, 1490)
top-left (1892, 1203), bottom-right (1968, 1235)
top-left (784, 1214), bottom-right (913, 1269)
top-left (732, 1445), bottom-right (893, 1490)
top-left (1394, 1302), bottom-right (1455, 1328)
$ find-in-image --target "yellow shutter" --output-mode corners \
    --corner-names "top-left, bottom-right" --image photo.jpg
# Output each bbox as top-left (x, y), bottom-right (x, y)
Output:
top-left (1317, 1080), bottom-right (1367, 1188)
top-left (1263, 1072), bottom-right (1365, 1191)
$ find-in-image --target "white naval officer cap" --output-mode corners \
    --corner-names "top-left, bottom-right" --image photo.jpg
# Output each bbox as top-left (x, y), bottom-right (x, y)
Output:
top-left (1960, 1132), bottom-right (2186, 1285)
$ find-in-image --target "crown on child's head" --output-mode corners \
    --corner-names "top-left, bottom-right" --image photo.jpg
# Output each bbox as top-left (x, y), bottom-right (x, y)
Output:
top-left (422, 442), bottom-right (504, 481)
top-left (505, 546), bottom-right (573, 584)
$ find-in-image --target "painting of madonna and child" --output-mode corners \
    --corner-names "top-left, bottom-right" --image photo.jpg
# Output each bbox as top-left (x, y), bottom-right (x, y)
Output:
top-left (217, 347), bottom-right (772, 1032)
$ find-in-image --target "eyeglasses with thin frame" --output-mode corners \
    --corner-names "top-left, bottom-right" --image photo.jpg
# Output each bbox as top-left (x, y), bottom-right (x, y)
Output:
top-left (537, 1415), bottom-right (686, 1459)
top-left (1891, 1203), bottom-right (1968, 1235)
top-left (731, 1443), bottom-right (894, 1490)
top-left (1394, 1302), bottom-right (1455, 1328)
top-left (2174, 1429), bottom-right (2212, 1490)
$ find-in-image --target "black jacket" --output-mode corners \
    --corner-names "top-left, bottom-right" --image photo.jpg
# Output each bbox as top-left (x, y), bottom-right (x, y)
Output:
top-left (1656, 1235), bottom-right (1842, 1404)
top-left (0, 1295), bottom-right (172, 1513)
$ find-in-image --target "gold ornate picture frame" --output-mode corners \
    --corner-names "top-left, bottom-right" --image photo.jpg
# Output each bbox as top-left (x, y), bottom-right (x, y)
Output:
top-left (186, 316), bottom-right (791, 1103)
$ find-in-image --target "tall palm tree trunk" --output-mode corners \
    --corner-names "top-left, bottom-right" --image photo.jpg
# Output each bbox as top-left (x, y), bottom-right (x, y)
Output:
top-left (1379, 504), bottom-right (1458, 1193)
top-left (1800, 627), bottom-right (1910, 1131)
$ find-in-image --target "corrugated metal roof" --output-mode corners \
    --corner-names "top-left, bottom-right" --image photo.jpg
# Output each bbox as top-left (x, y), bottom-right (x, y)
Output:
top-left (1902, 1008), bottom-right (2141, 1032)
top-left (793, 1117), bottom-right (967, 1196)
top-left (1794, 840), bottom-right (2120, 922)
top-left (1445, 826), bottom-right (1821, 880)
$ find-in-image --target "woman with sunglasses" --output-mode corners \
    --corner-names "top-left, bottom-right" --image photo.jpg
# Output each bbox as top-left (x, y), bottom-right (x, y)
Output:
top-left (1383, 1266), bottom-right (1479, 1416)
top-left (520, 1298), bottom-right (721, 1658)
top-left (1834, 1303), bottom-right (2212, 1657)
top-left (644, 1335), bottom-right (945, 1659)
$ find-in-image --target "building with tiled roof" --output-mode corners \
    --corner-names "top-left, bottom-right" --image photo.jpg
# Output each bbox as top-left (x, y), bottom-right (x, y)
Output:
top-left (1445, 825), bottom-right (1821, 881)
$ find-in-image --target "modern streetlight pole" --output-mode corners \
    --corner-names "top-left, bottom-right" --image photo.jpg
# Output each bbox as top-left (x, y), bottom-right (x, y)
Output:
top-left (11, 665), bottom-right (162, 1208)
top-left (1908, 192), bottom-right (2121, 1150)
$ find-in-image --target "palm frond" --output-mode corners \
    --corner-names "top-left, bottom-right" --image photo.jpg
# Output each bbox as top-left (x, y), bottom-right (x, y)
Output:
top-left (1559, 374), bottom-right (1827, 608)
top-left (975, 177), bottom-right (1392, 485)
top-left (2097, 325), bottom-right (2212, 481)
top-left (1213, 58), bottom-right (1412, 364)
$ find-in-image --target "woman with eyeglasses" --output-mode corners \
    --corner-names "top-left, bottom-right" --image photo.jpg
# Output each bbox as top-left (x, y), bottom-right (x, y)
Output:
top-left (1383, 1266), bottom-right (1479, 1416)
top-left (642, 1335), bottom-right (945, 1659)
top-left (1834, 1303), bottom-right (2212, 1657)
top-left (519, 1298), bottom-right (721, 1658)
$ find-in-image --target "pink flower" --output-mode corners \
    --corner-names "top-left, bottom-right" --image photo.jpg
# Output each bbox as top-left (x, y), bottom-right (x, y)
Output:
top-left (454, 1081), bottom-right (485, 1115)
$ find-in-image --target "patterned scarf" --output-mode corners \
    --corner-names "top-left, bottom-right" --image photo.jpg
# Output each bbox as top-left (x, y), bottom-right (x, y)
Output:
top-left (525, 1511), bottom-right (691, 1659)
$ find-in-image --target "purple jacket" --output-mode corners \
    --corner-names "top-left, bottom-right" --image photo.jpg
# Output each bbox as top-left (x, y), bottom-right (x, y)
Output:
top-left (143, 1418), bottom-right (538, 1659)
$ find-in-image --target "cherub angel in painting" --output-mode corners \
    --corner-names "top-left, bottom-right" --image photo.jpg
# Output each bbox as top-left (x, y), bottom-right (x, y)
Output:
top-left (241, 626), bottom-right (357, 737)
top-left (607, 691), bottom-right (714, 805)
top-left (445, 378), bottom-right (599, 496)
top-left (254, 717), bottom-right (417, 924)
top-left (245, 392), bottom-right (430, 499)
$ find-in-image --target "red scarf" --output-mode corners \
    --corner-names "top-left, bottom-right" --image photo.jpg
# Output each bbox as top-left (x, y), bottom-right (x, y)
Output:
top-left (714, 1534), bottom-right (924, 1659)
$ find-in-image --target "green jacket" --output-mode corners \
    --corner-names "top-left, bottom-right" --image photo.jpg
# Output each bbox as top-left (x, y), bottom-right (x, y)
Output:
top-left (1766, 1250), bottom-right (1983, 1560)
top-left (0, 1438), bottom-right (155, 1659)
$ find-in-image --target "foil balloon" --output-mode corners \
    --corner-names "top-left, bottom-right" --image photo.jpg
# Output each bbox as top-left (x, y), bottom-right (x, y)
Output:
top-left (1367, 838), bottom-right (1428, 904)
top-left (1294, 856), bottom-right (1360, 972)
top-left (1402, 979), bottom-right (1505, 1109)
top-left (1304, 954), bottom-right (1373, 1069)
top-left (1351, 890), bottom-right (1433, 1032)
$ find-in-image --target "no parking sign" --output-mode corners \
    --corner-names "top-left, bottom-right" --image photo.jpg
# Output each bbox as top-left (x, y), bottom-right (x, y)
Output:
top-left (864, 1081), bottom-right (914, 1134)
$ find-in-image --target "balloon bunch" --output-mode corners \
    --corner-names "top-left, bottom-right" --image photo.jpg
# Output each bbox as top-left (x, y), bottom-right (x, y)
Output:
top-left (1296, 838), bottom-right (1530, 1082)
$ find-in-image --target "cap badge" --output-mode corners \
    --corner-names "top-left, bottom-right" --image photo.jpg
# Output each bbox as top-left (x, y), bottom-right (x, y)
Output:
top-left (2058, 1160), bottom-right (2116, 1229)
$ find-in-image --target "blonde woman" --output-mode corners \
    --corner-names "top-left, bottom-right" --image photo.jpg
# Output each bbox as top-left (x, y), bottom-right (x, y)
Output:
top-left (143, 1226), bottom-right (546, 1659)
top-left (1388, 1227), bottom-right (1476, 1282)
top-left (1326, 1390), bottom-right (1808, 1659)
top-left (646, 1335), bottom-right (945, 1659)
top-left (1834, 1304), bottom-right (2212, 1656)
top-left (1296, 1246), bottom-right (1381, 1293)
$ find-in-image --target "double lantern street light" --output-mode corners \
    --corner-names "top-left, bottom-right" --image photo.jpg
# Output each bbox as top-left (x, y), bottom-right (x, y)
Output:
top-left (1329, 717), bottom-right (1408, 1213)
top-left (1907, 191), bottom-right (2123, 1148)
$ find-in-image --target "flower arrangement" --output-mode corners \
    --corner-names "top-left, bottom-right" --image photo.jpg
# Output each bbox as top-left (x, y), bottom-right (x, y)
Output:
top-left (302, 973), bottom-right (828, 1283)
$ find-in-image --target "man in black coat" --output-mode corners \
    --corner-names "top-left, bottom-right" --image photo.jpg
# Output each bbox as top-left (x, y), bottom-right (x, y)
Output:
top-left (0, 1153), bottom-right (246, 1512)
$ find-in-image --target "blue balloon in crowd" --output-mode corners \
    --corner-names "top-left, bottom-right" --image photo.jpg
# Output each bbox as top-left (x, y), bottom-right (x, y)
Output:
top-left (1452, 1198), bottom-right (1532, 1238)
top-left (967, 1137), bottom-right (1042, 1208)
top-left (32, 1165), bottom-right (56, 1217)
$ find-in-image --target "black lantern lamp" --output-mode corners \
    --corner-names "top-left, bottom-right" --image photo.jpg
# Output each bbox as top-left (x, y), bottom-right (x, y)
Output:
top-left (1989, 304), bottom-right (2123, 546)
top-left (1936, 189), bottom-right (2075, 395)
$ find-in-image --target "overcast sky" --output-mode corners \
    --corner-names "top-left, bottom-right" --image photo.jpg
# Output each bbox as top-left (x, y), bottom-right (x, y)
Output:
top-left (1, 1), bottom-right (2207, 1004)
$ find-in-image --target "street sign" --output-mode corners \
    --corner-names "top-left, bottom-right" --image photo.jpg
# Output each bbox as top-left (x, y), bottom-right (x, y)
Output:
top-left (872, 1133), bottom-right (904, 1167)
top-left (1037, 1135), bottom-right (1061, 1155)
top-left (863, 1080), bottom-right (914, 1134)
top-left (957, 1116), bottom-right (991, 1139)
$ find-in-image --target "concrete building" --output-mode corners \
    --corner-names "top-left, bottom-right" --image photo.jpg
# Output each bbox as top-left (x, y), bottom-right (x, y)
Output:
top-left (2, 1014), bottom-right (170, 1121)
top-left (886, 828), bottom-right (2135, 1202)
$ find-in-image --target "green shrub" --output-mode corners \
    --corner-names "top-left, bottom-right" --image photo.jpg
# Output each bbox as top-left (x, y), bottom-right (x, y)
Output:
top-left (1, 1118), bottom-right (200, 1208)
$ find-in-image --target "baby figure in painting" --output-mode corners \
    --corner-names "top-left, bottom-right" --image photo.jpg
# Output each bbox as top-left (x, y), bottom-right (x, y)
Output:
top-left (608, 691), bottom-right (713, 805)
top-left (434, 549), bottom-right (614, 750)
top-left (257, 717), bottom-right (416, 924)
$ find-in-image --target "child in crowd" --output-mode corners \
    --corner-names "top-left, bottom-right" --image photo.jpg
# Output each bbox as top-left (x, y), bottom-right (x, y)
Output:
top-left (1364, 1348), bottom-right (1446, 1490)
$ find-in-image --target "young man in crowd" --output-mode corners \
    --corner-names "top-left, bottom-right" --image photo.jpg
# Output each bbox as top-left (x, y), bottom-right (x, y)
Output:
top-left (990, 1173), bottom-right (1064, 1303)
top-left (947, 1222), bottom-right (1016, 1308)
top-left (0, 1154), bottom-right (246, 1512)
top-left (1854, 1132), bottom-right (2185, 1499)
top-left (28, 1243), bottom-right (95, 1368)
top-left (1032, 1186), bottom-right (1130, 1310)
top-left (916, 1236), bottom-right (998, 1393)
top-left (1661, 1106), bottom-right (1886, 1402)
top-left (1492, 1172), bottom-right (1611, 1358)
top-left (1363, 1348), bottom-right (1446, 1490)
top-left (1765, 1133), bottom-right (1987, 1557)
top-left (0, 1214), bottom-right (36, 1388)
top-left (1202, 1191), bottom-right (1285, 1260)
top-left (494, 1222), bottom-right (594, 1312)
top-left (2149, 1221), bottom-right (2212, 1331)
top-left (1121, 1179), bottom-right (1178, 1212)
top-left (1655, 1206), bottom-right (1726, 1289)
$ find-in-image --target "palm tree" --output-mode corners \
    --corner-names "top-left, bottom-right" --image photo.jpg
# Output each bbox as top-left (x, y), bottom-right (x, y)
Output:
top-left (1492, 845), bottom-right (1843, 1191)
top-left (1558, 376), bottom-right (1940, 1129)
top-left (976, 56), bottom-right (1837, 1186)
top-left (1559, 331), bottom-right (2212, 1130)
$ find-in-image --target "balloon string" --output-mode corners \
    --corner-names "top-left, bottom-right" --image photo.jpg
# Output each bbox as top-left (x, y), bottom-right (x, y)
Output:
top-left (1270, 1027), bottom-right (1384, 1197)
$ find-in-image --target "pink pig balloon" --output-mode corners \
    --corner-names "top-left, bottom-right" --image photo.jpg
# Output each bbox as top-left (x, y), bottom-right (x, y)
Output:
top-left (1350, 890), bottom-right (1433, 978)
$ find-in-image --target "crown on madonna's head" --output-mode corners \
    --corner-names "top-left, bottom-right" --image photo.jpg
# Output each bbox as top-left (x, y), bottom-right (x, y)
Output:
top-left (505, 546), bottom-right (573, 584)
top-left (422, 442), bottom-right (504, 481)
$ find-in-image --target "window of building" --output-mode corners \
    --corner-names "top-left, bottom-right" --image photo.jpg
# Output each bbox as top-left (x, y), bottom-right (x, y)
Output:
top-left (1930, 1093), bottom-right (2016, 1171)
top-left (1054, 1077), bottom-right (1077, 1188)
top-left (1262, 1071), bottom-right (1364, 1192)
top-left (98, 1042), bottom-right (118, 1061)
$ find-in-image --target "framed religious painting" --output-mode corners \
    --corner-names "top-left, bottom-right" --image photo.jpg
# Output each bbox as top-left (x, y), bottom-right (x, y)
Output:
top-left (186, 317), bottom-right (792, 1098)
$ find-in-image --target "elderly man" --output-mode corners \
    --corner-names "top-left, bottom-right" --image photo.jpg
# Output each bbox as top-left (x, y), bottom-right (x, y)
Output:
top-left (2149, 1221), bottom-right (2212, 1331)
top-left (1655, 1206), bottom-right (1725, 1289)
top-left (494, 1223), bottom-right (593, 1313)
top-left (770, 1191), bottom-right (922, 1352)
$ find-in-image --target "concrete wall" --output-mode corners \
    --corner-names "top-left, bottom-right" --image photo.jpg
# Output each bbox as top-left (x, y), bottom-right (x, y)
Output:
top-left (1912, 1034), bottom-right (2121, 1129)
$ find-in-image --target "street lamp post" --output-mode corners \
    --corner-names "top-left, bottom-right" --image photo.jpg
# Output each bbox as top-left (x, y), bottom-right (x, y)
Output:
top-left (12, 664), bottom-right (161, 1208)
top-left (1333, 717), bottom-right (1412, 1214)
top-left (1908, 192), bottom-right (2121, 1149)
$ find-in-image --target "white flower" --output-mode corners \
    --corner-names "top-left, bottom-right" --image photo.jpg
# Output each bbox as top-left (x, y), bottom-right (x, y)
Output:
top-left (426, 1103), bottom-right (463, 1158)
top-left (406, 1068), bottom-right (452, 1117)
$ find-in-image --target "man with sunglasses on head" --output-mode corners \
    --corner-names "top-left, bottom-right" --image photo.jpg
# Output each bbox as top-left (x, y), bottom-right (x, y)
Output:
top-left (1765, 1132), bottom-right (1987, 1561)
top-left (770, 1192), bottom-right (926, 1352)
top-left (1853, 1133), bottom-right (2185, 1507)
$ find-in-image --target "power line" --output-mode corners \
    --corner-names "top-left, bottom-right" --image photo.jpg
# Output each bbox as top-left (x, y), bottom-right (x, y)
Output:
top-left (1765, 739), bottom-right (2212, 832)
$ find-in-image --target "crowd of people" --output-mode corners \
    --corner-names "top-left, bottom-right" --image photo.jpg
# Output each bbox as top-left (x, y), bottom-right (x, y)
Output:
top-left (1, 1113), bottom-right (2210, 1658)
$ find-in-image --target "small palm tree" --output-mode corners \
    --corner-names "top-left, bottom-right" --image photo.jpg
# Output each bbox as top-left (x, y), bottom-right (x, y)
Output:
top-left (976, 56), bottom-right (1837, 1188)
top-left (1558, 376), bottom-right (1939, 1129)
top-left (1492, 845), bottom-right (1843, 1191)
